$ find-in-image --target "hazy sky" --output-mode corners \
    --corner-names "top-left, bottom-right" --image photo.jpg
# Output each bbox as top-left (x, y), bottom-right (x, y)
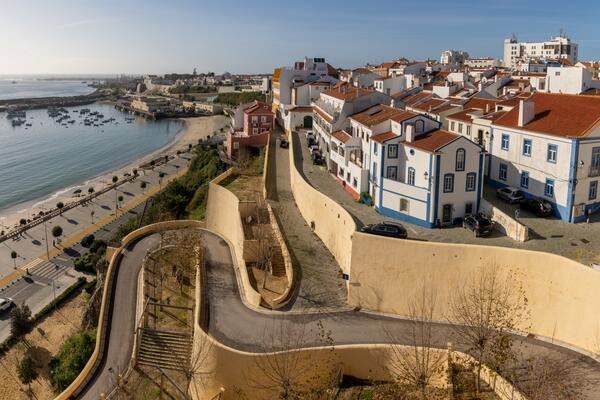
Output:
top-left (1, 0), bottom-right (599, 75)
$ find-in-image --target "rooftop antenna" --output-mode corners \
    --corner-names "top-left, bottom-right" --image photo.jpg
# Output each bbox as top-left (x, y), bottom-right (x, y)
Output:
top-left (560, 28), bottom-right (565, 38)
top-left (511, 33), bottom-right (517, 42)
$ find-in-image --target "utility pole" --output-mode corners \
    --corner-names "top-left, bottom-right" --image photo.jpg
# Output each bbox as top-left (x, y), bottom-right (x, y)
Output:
top-left (43, 217), bottom-right (50, 261)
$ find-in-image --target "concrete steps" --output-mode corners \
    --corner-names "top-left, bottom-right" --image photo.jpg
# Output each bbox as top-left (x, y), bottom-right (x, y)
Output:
top-left (137, 329), bottom-right (192, 371)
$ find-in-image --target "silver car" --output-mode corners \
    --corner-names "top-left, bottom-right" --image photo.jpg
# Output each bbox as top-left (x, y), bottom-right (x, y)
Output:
top-left (496, 187), bottom-right (525, 204)
top-left (0, 298), bottom-right (14, 312)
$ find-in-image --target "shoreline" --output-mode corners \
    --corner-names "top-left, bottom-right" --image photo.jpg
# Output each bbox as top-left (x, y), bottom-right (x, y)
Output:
top-left (0, 114), bottom-right (229, 231)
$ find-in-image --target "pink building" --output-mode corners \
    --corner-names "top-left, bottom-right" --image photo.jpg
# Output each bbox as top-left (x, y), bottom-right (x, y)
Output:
top-left (227, 101), bottom-right (274, 158)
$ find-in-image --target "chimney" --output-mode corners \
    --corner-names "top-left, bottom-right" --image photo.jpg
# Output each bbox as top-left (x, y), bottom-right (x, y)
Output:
top-left (518, 99), bottom-right (535, 127)
top-left (485, 104), bottom-right (490, 113)
top-left (405, 124), bottom-right (415, 142)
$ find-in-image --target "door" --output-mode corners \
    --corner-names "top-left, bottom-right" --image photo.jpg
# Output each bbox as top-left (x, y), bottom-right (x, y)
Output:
top-left (303, 115), bottom-right (313, 128)
top-left (442, 204), bottom-right (453, 224)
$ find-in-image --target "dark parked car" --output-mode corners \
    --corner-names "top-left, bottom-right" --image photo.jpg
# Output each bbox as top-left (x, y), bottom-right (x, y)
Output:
top-left (307, 136), bottom-right (316, 146)
top-left (520, 197), bottom-right (553, 217)
top-left (496, 187), bottom-right (525, 204)
top-left (279, 138), bottom-right (289, 148)
top-left (311, 152), bottom-right (324, 165)
top-left (81, 234), bottom-right (95, 248)
top-left (360, 221), bottom-right (408, 239)
top-left (462, 214), bottom-right (493, 237)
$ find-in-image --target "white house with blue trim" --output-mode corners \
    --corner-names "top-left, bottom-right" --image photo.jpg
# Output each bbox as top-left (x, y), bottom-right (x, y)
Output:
top-left (370, 121), bottom-right (484, 228)
top-left (489, 92), bottom-right (600, 223)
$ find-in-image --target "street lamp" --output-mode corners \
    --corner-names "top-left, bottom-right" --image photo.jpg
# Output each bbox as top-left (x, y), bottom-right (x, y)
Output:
top-left (43, 208), bottom-right (50, 261)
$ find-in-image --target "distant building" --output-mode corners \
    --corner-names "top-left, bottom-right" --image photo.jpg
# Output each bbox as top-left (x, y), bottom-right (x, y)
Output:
top-left (226, 101), bottom-right (274, 158)
top-left (503, 34), bottom-right (578, 69)
top-left (130, 96), bottom-right (173, 115)
top-left (544, 66), bottom-right (600, 94)
top-left (440, 50), bottom-right (469, 65)
top-left (464, 57), bottom-right (501, 69)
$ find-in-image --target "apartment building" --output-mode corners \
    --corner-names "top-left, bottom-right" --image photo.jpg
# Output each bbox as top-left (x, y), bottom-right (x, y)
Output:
top-left (488, 93), bottom-right (600, 222)
top-left (503, 34), bottom-right (578, 69)
top-left (464, 57), bottom-right (501, 69)
top-left (543, 66), bottom-right (600, 94)
top-left (373, 75), bottom-right (409, 96)
top-left (226, 101), bottom-right (274, 158)
top-left (440, 50), bottom-right (469, 65)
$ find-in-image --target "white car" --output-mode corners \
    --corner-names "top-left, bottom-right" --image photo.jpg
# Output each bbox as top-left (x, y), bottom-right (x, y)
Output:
top-left (0, 298), bottom-right (14, 312)
top-left (305, 130), bottom-right (314, 138)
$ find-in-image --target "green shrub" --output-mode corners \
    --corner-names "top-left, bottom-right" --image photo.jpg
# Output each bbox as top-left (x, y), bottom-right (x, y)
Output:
top-left (18, 355), bottom-right (38, 384)
top-left (50, 329), bottom-right (96, 393)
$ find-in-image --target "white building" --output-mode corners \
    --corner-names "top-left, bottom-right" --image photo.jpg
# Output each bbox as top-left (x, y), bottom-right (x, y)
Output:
top-left (440, 50), bottom-right (469, 65)
top-left (489, 93), bottom-right (600, 222)
top-left (464, 57), bottom-right (501, 69)
top-left (373, 76), bottom-right (409, 96)
top-left (503, 34), bottom-right (578, 69)
top-left (544, 66), bottom-right (600, 94)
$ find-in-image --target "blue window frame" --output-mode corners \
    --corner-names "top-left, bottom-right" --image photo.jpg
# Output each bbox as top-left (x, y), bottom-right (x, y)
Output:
top-left (547, 144), bottom-right (557, 163)
top-left (520, 171), bottom-right (529, 189)
top-left (544, 178), bottom-right (555, 197)
top-left (443, 173), bottom-right (454, 193)
top-left (466, 172), bottom-right (476, 191)
top-left (407, 167), bottom-right (416, 185)
top-left (590, 181), bottom-right (598, 200)
top-left (523, 139), bottom-right (532, 156)
top-left (455, 148), bottom-right (465, 171)
top-left (388, 144), bottom-right (398, 159)
top-left (501, 134), bottom-right (509, 150)
top-left (499, 163), bottom-right (507, 181)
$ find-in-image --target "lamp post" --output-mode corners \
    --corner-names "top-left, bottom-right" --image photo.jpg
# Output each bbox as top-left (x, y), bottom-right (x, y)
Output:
top-left (43, 208), bottom-right (50, 261)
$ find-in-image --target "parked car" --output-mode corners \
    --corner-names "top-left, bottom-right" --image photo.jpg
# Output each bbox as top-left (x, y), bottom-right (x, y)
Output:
top-left (462, 214), bottom-right (493, 237)
top-left (496, 187), bottom-right (525, 204)
top-left (310, 145), bottom-right (320, 154)
top-left (0, 298), bottom-right (14, 312)
top-left (520, 197), bottom-right (553, 217)
top-left (279, 138), bottom-right (289, 148)
top-left (305, 130), bottom-right (313, 138)
top-left (311, 152), bottom-right (324, 165)
top-left (307, 136), bottom-right (316, 146)
top-left (81, 234), bottom-right (95, 248)
top-left (360, 221), bottom-right (408, 239)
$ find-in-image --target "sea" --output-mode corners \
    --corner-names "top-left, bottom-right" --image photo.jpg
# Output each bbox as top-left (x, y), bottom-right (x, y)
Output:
top-left (0, 101), bottom-right (183, 214)
top-left (0, 78), bottom-right (96, 100)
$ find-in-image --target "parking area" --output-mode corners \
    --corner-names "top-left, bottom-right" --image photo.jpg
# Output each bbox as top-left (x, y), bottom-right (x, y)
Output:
top-left (292, 130), bottom-right (600, 266)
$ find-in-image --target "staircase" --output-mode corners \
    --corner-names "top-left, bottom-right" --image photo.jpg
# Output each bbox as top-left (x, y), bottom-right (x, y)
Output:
top-left (137, 328), bottom-right (192, 371)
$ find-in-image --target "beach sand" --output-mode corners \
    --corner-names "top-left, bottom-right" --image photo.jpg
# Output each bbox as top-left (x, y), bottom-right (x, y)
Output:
top-left (0, 114), bottom-right (229, 231)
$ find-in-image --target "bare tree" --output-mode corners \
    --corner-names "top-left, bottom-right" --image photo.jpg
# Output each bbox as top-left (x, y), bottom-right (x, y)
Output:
top-left (448, 265), bottom-right (529, 395)
top-left (385, 283), bottom-right (446, 399)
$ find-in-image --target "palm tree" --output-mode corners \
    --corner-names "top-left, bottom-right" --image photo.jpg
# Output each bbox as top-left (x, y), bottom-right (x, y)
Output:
top-left (140, 181), bottom-right (147, 194)
top-left (112, 176), bottom-right (119, 215)
top-left (90, 210), bottom-right (95, 224)
top-left (10, 251), bottom-right (17, 269)
top-left (56, 202), bottom-right (64, 215)
top-left (159, 172), bottom-right (166, 188)
top-left (88, 187), bottom-right (94, 195)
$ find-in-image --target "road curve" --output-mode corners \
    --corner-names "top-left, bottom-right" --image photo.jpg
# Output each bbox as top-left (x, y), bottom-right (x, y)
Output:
top-left (74, 227), bottom-right (600, 399)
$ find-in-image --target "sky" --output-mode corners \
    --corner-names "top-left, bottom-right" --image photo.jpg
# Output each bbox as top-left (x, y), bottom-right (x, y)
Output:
top-left (1, 0), bottom-right (599, 75)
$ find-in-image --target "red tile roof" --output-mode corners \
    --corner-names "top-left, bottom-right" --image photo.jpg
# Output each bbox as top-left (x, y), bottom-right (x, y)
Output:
top-left (313, 105), bottom-right (333, 123)
top-left (351, 104), bottom-right (404, 127)
top-left (406, 129), bottom-right (461, 153)
top-left (390, 110), bottom-right (418, 123)
top-left (494, 92), bottom-right (600, 137)
top-left (332, 130), bottom-right (352, 143)
top-left (290, 106), bottom-right (313, 112)
top-left (323, 82), bottom-right (375, 101)
top-left (446, 108), bottom-right (481, 123)
top-left (463, 98), bottom-right (499, 111)
top-left (371, 131), bottom-right (398, 143)
top-left (402, 92), bottom-right (431, 106)
top-left (411, 98), bottom-right (447, 112)
top-left (245, 101), bottom-right (273, 116)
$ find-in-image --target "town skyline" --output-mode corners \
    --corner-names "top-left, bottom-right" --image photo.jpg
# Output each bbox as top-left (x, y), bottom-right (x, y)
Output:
top-left (1, 0), bottom-right (600, 75)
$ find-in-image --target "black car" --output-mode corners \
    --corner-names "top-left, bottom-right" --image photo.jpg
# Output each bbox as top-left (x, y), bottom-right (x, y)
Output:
top-left (279, 138), bottom-right (289, 148)
top-left (81, 234), bottom-right (95, 248)
top-left (311, 152), bottom-right (324, 165)
top-left (307, 137), bottom-right (316, 146)
top-left (520, 197), bottom-right (553, 217)
top-left (462, 214), bottom-right (493, 237)
top-left (360, 222), bottom-right (408, 239)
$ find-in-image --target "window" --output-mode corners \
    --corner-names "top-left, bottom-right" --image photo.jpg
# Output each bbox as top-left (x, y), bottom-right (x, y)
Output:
top-left (407, 167), bottom-right (416, 185)
top-left (388, 144), bottom-right (398, 159)
top-left (450, 121), bottom-right (455, 131)
top-left (346, 172), bottom-right (351, 182)
top-left (466, 173), bottom-right (476, 191)
top-left (415, 120), bottom-right (424, 133)
top-left (373, 143), bottom-right (378, 155)
top-left (261, 116), bottom-right (267, 123)
top-left (339, 167), bottom-right (344, 177)
top-left (443, 174), bottom-right (454, 193)
top-left (523, 139), bottom-right (532, 156)
top-left (400, 198), bottom-right (409, 212)
top-left (466, 126), bottom-right (471, 136)
top-left (501, 134), bottom-right (509, 150)
top-left (252, 116), bottom-right (258, 123)
top-left (455, 148), bottom-right (465, 171)
top-left (520, 171), bottom-right (529, 189)
top-left (547, 144), bottom-right (557, 163)
top-left (590, 181), bottom-right (598, 200)
top-left (499, 163), bottom-right (508, 181)
top-left (353, 178), bottom-right (358, 188)
top-left (458, 123), bottom-right (463, 134)
top-left (465, 202), bottom-right (473, 215)
top-left (387, 166), bottom-right (398, 180)
top-left (544, 178), bottom-right (555, 197)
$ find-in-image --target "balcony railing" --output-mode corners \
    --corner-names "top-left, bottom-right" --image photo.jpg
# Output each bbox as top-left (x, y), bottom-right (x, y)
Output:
top-left (590, 165), bottom-right (600, 177)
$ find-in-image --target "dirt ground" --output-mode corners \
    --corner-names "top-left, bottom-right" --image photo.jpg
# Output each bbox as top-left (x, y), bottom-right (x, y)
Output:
top-left (0, 290), bottom-right (87, 400)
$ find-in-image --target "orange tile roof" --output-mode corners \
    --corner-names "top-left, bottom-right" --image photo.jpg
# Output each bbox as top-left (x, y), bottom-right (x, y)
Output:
top-left (332, 130), bottom-right (352, 143)
top-left (405, 129), bottom-right (461, 153)
top-left (494, 92), bottom-right (600, 137)
top-left (411, 98), bottom-right (447, 112)
top-left (351, 104), bottom-right (404, 127)
top-left (402, 92), bottom-right (431, 106)
top-left (290, 106), bottom-right (313, 112)
top-left (323, 82), bottom-right (375, 101)
top-left (313, 105), bottom-right (333, 123)
top-left (390, 110), bottom-right (418, 123)
top-left (245, 101), bottom-right (273, 116)
top-left (371, 131), bottom-right (398, 143)
top-left (463, 98), bottom-right (499, 111)
top-left (446, 108), bottom-right (481, 123)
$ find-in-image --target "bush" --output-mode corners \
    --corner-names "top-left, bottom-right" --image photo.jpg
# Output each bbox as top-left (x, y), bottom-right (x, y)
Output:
top-left (52, 226), bottom-right (63, 237)
top-left (89, 239), bottom-right (107, 255)
top-left (18, 355), bottom-right (38, 384)
top-left (10, 303), bottom-right (33, 340)
top-left (111, 217), bottom-right (139, 243)
top-left (213, 91), bottom-right (265, 106)
top-left (50, 330), bottom-right (96, 393)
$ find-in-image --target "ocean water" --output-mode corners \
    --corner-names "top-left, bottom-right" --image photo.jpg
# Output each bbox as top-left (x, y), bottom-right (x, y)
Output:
top-left (0, 79), bottom-right (95, 100)
top-left (0, 103), bottom-right (183, 212)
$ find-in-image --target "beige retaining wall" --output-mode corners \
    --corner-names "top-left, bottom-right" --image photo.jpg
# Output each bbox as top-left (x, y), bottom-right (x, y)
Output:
top-left (480, 198), bottom-right (529, 242)
top-left (288, 130), bottom-right (356, 275)
top-left (349, 231), bottom-right (600, 357)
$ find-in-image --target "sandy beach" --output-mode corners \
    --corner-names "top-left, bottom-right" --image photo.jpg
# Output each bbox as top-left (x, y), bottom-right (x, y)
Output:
top-left (0, 114), bottom-right (229, 232)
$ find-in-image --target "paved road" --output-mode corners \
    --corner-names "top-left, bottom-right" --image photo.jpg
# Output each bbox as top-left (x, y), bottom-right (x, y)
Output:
top-left (76, 228), bottom-right (600, 399)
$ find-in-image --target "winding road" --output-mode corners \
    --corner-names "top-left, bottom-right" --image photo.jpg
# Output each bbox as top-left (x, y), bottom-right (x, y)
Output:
top-left (75, 228), bottom-right (600, 399)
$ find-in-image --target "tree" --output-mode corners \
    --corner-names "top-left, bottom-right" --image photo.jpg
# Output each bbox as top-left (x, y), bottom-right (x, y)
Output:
top-left (50, 330), bottom-right (96, 393)
top-left (150, 160), bottom-right (156, 169)
top-left (159, 172), bottom-right (166, 188)
top-left (10, 303), bottom-right (33, 342)
top-left (18, 355), bottom-right (38, 385)
top-left (56, 202), bottom-right (65, 214)
top-left (87, 187), bottom-right (94, 195)
top-left (10, 251), bottom-right (17, 269)
top-left (385, 283), bottom-right (447, 399)
top-left (118, 195), bottom-right (124, 209)
top-left (164, 154), bottom-right (169, 163)
top-left (90, 210), bottom-right (95, 224)
top-left (140, 181), bottom-right (147, 194)
top-left (448, 266), bottom-right (529, 396)
top-left (19, 218), bottom-right (26, 226)
top-left (52, 225), bottom-right (63, 238)
top-left (112, 176), bottom-right (118, 184)
top-left (132, 168), bottom-right (138, 176)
